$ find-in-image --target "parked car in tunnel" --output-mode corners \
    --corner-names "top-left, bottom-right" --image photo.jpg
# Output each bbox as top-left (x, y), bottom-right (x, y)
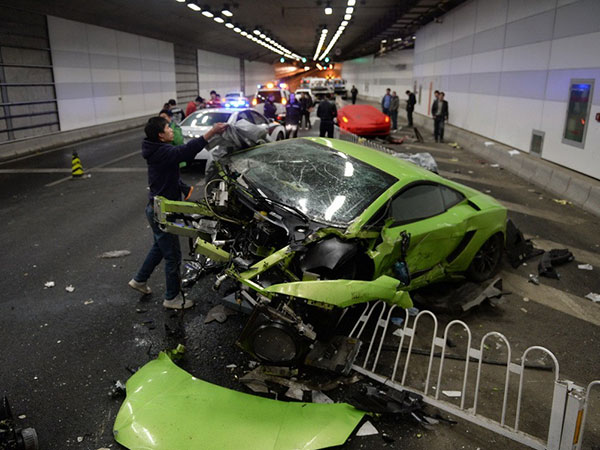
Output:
top-left (155, 137), bottom-right (507, 364)
top-left (338, 104), bottom-right (391, 137)
top-left (179, 107), bottom-right (286, 167)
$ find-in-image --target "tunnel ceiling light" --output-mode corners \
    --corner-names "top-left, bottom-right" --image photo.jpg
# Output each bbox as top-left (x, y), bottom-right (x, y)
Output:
top-left (234, 26), bottom-right (242, 32)
top-left (221, 6), bottom-right (233, 17)
top-left (394, 37), bottom-right (402, 42)
top-left (347, 0), bottom-right (356, 5)
top-left (324, 2), bottom-right (333, 15)
top-left (345, 7), bottom-right (354, 14)
top-left (259, 33), bottom-right (266, 38)
top-left (341, 20), bottom-right (348, 26)
top-left (176, 0), bottom-right (186, 3)
top-left (253, 29), bottom-right (261, 35)
top-left (202, 9), bottom-right (214, 17)
top-left (225, 22), bottom-right (234, 28)
top-left (186, 1), bottom-right (201, 11)
top-left (344, 14), bottom-right (351, 20)
top-left (214, 16), bottom-right (225, 23)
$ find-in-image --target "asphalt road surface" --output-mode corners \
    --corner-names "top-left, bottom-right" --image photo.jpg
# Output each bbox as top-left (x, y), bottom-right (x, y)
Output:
top-left (0, 108), bottom-right (599, 450)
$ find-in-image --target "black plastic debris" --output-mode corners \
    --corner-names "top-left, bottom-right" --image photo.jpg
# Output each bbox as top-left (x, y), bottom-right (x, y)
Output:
top-left (108, 380), bottom-right (126, 399)
top-left (505, 220), bottom-right (544, 268)
top-left (0, 397), bottom-right (38, 450)
top-left (538, 249), bottom-right (574, 279)
top-left (304, 336), bottom-right (362, 375)
top-left (204, 304), bottom-right (237, 324)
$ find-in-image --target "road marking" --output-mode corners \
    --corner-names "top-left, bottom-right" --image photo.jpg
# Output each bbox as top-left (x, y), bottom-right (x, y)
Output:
top-left (0, 168), bottom-right (71, 173)
top-left (44, 150), bottom-right (140, 187)
top-left (501, 271), bottom-right (600, 327)
top-left (500, 200), bottom-right (587, 226)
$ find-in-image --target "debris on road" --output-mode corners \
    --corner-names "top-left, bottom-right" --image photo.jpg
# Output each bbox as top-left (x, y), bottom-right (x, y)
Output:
top-left (84, 300), bottom-right (94, 305)
top-left (65, 285), bottom-right (75, 293)
top-left (226, 364), bottom-right (237, 370)
top-left (204, 304), bottom-right (237, 324)
top-left (552, 199), bottom-right (572, 206)
top-left (448, 142), bottom-right (460, 149)
top-left (490, 163), bottom-right (500, 168)
top-left (44, 281), bottom-right (55, 288)
top-left (508, 149), bottom-right (520, 156)
top-left (109, 380), bottom-right (126, 398)
top-left (528, 274), bottom-right (540, 285)
top-left (578, 264), bottom-right (593, 270)
top-left (460, 277), bottom-right (508, 311)
top-left (538, 249), bottom-right (574, 279)
top-left (99, 250), bottom-right (131, 258)
top-left (585, 293), bottom-right (600, 303)
top-left (442, 390), bottom-right (462, 398)
top-left (505, 220), bottom-right (544, 268)
top-left (356, 421), bottom-right (379, 436)
top-left (484, 141), bottom-right (494, 146)
top-left (311, 391), bottom-right (334, 404)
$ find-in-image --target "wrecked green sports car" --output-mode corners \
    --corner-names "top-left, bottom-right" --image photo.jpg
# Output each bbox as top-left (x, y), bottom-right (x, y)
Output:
top-left (155, 137), bottom-right (506, 364)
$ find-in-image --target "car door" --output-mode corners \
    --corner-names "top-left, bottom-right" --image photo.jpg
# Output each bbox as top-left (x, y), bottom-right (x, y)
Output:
top-left (383, 182), bottom-right (468, 277)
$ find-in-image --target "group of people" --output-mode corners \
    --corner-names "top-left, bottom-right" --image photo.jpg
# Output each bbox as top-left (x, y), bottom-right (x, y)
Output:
top-left (261, 92), bottom-right (314, 138)
top-left (380, 88), bottom-right (449, 142)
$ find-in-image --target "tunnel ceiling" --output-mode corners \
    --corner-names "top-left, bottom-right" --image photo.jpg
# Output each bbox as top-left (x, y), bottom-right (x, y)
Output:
top-left (5, 0), bottom-right (467, 63)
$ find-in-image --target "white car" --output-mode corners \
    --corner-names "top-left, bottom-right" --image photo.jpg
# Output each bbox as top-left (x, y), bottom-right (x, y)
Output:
top-left (224, 92), bottom-right (249, 108)
top-left (251, 83), bottom-right (290, 121)
top-left (179, 108), bottom-right (286, 168)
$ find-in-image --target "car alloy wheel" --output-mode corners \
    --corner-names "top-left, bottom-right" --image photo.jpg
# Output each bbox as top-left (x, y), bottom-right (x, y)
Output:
top-left (467, 233), bottom-right (503, 282)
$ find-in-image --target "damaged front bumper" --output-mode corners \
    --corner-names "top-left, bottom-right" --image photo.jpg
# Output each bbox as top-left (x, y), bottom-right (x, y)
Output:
top-left (113, 352), bottom-right (366, 450)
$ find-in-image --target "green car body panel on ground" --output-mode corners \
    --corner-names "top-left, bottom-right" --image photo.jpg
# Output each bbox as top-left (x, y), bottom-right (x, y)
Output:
top-left (113, 352), bottom-right (366, 450)
top-left (155, 137), bottom-right (507, 310)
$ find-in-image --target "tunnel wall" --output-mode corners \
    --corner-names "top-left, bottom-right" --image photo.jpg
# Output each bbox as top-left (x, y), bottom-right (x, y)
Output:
top-left (244, 61), bottom-right (277, 97)
top-left (47, 16), bottom-right (176, 132)
top-left (412, 0), bottom-right (600, 180)
top-left (341, 50), bottom-right (413, 102)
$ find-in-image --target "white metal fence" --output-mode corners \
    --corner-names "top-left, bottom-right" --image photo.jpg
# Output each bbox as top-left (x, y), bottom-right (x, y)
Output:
top-left (343, 301), bottom-right (599, 449)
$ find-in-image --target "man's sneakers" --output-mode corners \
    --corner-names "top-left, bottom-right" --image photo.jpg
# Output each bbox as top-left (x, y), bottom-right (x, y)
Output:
top-left (128, 278), bottom-right (152, 295)
top-left (163, 294), bottom-right (194, 310)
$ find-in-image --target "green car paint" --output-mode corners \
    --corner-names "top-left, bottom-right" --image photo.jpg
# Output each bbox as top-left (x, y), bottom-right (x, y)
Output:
top-left (155, 137), bottom-right (507, 309)
top-left (113, 352), bottom-right (365, 450)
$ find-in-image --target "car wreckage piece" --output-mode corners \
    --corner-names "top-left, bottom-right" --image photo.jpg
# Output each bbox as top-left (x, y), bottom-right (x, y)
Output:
top-left (113, 352), bottom-right (366, 450)
top-left (155, 138), bottom-right (507, 363)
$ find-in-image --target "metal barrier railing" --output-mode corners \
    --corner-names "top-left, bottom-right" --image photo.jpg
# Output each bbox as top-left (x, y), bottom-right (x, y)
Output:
top-left (344, 301), bottom-right (599, 449)
top-left (335, 126), bottom-right (395, 155)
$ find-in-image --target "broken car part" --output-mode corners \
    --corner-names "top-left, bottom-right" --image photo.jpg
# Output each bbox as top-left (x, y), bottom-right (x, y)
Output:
top-left (0, 397), bottom-right (38, 450)
top-left (504, 220), bottom-right (544, 268)
top-left (538, 248), bottom-right (574, 279)
top-left (113, 352), bottom-right (366, 450)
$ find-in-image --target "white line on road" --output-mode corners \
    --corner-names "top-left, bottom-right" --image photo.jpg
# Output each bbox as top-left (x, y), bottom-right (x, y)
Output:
top-left (44, 150), bottom-right (140, 187)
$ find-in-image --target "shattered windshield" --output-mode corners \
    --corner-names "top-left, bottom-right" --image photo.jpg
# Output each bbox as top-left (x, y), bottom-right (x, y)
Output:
top-left (228, 140), bottom-right (396, 225)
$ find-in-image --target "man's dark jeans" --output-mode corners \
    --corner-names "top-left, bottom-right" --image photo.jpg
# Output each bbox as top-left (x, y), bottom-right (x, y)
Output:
top-left (320, 121), bottom-right (334, 137)
top-left (391, 110), bottom-right (398, 129)
top-left (134, 203), bottom-right (181, 300)
top-left (407, 108), bottom-right (414, 127)
top-left (434, 116), bottom-right (445, 142)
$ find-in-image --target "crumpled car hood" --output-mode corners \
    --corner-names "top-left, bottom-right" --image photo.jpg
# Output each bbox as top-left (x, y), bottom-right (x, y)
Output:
top-left (113, 352), bottom-right (366, 450)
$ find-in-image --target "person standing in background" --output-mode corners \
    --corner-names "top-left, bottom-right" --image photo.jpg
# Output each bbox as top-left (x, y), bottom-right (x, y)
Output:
top-left (405, 90), bottom-right (416, 127)
top-left (185, 96), bottom-right (204, 117)
top-left (317, 93), bottom-right (337, 138)
top-left (299, 92), bottom-right (313, 130)
top-left (381, 88), bottom-right (392, 117)
top-left (263, 94), bottom-right (277, 120)
top-left (285, 93), bottom-right (302, 138)
top-left (431, 91), bottom-right (449, 143)
top-left (350, 85), bottom-right (358, 104)
top-left (390, 91), bottom-right (399, 131)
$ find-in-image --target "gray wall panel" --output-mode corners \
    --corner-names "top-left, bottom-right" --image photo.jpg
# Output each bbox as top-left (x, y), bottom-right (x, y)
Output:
top-left (55, 82), bottom-right (93, 100)
top-left (118, 56), bottom-right (142, 71)
top-left (434, 42), bottom-right (452, 61)
top-left (52, 50), bottom-right (91, 69)
top-left (499, 70), bottom-right (548, 99)
top-left (90, 54), bottom-right (119, 70)
top-left (448, 73), bottom-right (471, 92)
top-left (473, 25), bottom-right (506, 54)
top-left (91, 82), bottom-right (120, 97)
top-left (143, 81), bottom-right (162, 93)
top-left (470, 72), bottom-right (501, 95)
top-left (554, 0), bottom-right (600, 39)
top-left (120, 82), bottom-right (144, 95)
top-left (505, 10), bottom-right (555, 48)
top-left (451, 35), bottom-right (474, 58)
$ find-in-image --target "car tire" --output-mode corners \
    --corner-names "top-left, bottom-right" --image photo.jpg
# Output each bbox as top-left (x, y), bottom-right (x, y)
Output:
top-left (276, 132), bottom-right (284, 141)
top-left (466, 233), bottom-right (503, 282)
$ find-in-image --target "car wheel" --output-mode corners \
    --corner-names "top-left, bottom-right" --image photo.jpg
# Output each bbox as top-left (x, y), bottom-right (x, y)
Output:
top-left (276, 132), bottom-right (284, 141)
top-left (466, 233), bottom-right (503, 282)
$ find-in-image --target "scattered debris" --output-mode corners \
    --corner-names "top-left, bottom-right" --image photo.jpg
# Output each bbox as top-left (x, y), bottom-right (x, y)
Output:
top-left (448, 142), bottom-right (460, 149)
top-left (520, 308), bottom-right (528, 314)
top-left (77, 436), bottom-right (84, 443)
top-left (407, 307), bottom-right (419, 316)
top-left (460, 277), bottom-right (508, 311)
top-left (450, 157), bottom-right (459, 162)
top-left (164, 344), bottom-right (186, 360)
top-left (65, 285), bottom-right (75, 293)
top-left (552, 199), bottom-right (572, 206)
top-left (305, 336), bottom-right (362, 375)
top-left (484, 141), bottom-right (494, 146)
top-left (538, 249), bottom-right (574, 279)
top-left (83, 300), bottom-right (94, 305)
top-left (204, 304), bottom-right (237, 324)
top-left (585, 293), bottom-right (600, 303)
top-left (508, 149), bottom-right (520, 156)
top-left (17, 415), bottom-right (26, 420)
top-left (467, 170), bottom-right (474, 174)
top-left (226, 364), bottom-right (237, 370)
top-left (578, 264), bottom-right (593, 270)
top-left (490, 163), bottom-right (500, 168)
top-left (505, 220), bottom-right (544, 268)
top-left (442, 390), bottom-right (462, 398)
top-left (44, 281), bottom-right (55, 288)
top-left (99, 250), bottom-right (131, 258)
top-left (388, 136), bottom-right (405, 144)
top-left (391, 317), bottom-right (404, 327)
top-left (285, 387), bottom-right (304, 400)
top-left (109, 380), bottom-right (126, 398)
top-left (311, 391), bottom-right (334, 404)
top-left (356, 421), bottom-right (379, 436)
top-left (0, 397), bottom-right (38, 450)
top-left (528, 274), bottom-right (540, 285)
top-left (523, 297), bottom-right (530, 302)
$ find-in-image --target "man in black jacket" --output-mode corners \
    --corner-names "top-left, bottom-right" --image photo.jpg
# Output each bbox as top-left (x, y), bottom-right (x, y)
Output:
top-left (129, 116), bottom-right (227, 309)
top-left (405, 90), bottom-right (416, 127)
top-left (431, 92), bottom-right (449, 143)
top-left (285, 93), bottom-right (302, 138)
top-left (350, 85), bottom-right (358, 104)
top-left (263, 95), bottom-right (277, 120)
top-left (317, 94), bottom-right (337, 138)
top-left (299, 92), bottom-right (313, 130)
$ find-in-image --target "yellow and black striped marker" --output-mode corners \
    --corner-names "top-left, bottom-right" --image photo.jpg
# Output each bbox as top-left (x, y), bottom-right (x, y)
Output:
top-left (71, 152), bottom-right (84, 178)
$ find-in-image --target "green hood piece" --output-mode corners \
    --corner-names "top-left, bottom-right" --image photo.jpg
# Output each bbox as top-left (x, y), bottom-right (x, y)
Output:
top-left (114, 353), bottom-right (366, 450)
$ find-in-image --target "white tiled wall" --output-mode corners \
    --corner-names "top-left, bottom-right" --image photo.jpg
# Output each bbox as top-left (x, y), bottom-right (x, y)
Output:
top-left (48, 16), bottom-right (176, 131)
top-left (412, 0), bottom-right (600, 179)
top-left (244, 61), bottom-right (276, 97)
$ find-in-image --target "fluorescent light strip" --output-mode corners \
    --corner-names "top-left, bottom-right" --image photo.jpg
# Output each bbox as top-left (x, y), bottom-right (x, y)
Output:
top-left (317, 5), bottom-right (356, 60)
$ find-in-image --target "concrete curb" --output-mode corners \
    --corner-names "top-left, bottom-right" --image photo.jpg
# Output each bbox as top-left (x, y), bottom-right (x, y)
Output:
top-left (0, 114), bottom-right (152, 162)
top-left (404, 110), bottom-right (600, 218)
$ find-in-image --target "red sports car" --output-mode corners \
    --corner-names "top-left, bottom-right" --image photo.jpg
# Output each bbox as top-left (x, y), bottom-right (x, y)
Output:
top-left (338, 104), bottom-right (391, 136)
